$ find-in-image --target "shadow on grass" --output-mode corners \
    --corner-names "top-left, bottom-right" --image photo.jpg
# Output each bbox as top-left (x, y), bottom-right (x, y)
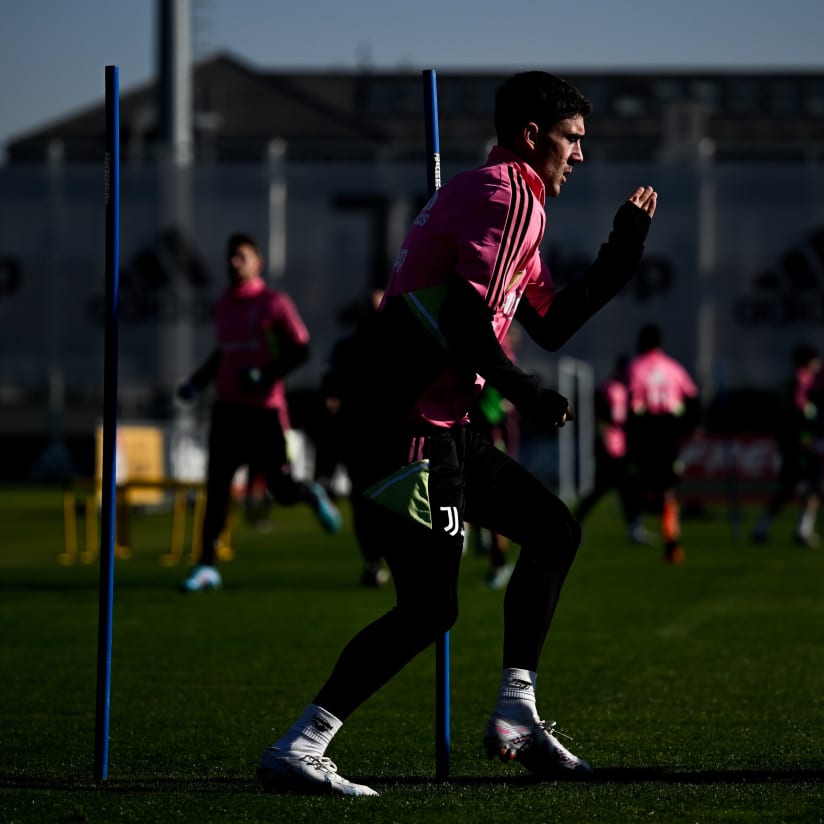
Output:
top-left (4, 767), bottom-right (824, 794)
top-left (0, 774), bottom-right (254, 793)
top-left (587, 767), bottom-right (824, 784)
top-left (0, 577), bottom-right (385, 594)
top-left (372, 768), bottom-right (824, 787)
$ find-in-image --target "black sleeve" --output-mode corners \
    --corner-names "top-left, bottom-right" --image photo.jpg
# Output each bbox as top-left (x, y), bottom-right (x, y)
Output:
top-left (260, 339), bottom-right (310, 385)
top-left (188, 349), bottom-right (222, 390)
top-left (515, 202), bottom-right (651, 351)
top-left (439, 277), bottom-right (570, 428)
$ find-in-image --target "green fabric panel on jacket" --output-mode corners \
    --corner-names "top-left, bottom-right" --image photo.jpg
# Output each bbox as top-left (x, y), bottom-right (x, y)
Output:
top-left (477, 385), bottom-right (506, 425)
top-left (263, 327), bottom-right (281, 358)
top-left (403, 287), bottom-right (449, 348)
top-left (364, 460), bottom-right (432, 529)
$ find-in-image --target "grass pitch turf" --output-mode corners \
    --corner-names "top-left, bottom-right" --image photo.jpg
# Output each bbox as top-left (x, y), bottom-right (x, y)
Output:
top-left (1, 484), bottom-right (823, 822)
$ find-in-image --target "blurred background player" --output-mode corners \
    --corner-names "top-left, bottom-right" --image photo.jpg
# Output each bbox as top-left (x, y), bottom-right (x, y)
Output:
top-left (625, 323), bottom-right (699, 564)
top-left (573, 353), bottom-right (650, 544)
top-left (751, 343), bottom-right (823, 548)
top-left (176, 232), bottom-right (341, 592)
top-left (314, 288), bottom-right (389, 587)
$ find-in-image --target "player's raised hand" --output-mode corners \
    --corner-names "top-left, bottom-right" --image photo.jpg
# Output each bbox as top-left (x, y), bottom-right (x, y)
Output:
top-left (627, 186), bottom-right (657, 218)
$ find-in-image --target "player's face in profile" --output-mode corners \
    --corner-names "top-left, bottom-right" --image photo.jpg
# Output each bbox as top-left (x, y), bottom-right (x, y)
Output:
top-left (534, 115), bottom-right (585, 198)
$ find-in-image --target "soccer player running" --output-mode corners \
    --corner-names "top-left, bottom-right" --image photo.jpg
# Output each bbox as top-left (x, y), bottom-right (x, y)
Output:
top-left (177, 232), bottom-right (342, 593)
top-left (257, 72), bottom-right (658, 796)
top-left (751, 343), bottom-right (824, 547)
top-left (625, 324), bottom-right (699, 564)
top-left (573, 354), bottom-right (651, 544)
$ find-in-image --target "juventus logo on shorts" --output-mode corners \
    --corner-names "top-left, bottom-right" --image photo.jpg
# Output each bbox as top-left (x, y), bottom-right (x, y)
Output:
top-left (439, 506), bottom-right (463, 537)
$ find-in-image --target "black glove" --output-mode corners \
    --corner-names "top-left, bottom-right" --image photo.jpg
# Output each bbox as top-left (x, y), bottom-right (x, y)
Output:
top-left (535, 388), bottom-right (575, 429)
top-left (176, 381), bottom-right (198, 403)
top-left (612, 201), bottom-right (652, 247)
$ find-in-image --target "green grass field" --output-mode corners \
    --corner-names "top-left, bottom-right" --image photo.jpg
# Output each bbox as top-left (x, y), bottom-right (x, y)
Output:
top-left (1, 484), bottom-right (823, 823)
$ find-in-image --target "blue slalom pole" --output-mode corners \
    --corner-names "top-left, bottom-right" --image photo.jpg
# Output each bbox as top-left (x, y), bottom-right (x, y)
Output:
top-left (422, 68), bottom-right (450, 782)
top-left (95, 64), bottom-right (121, 782)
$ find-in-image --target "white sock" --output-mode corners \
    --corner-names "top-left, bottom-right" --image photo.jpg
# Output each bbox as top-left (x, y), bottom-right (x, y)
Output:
top-left (797, 507), bottom-right (817, 538)
top-left (273, 704), bottom-right (342, 756)
top-left (494, 668), bottom-right (540, 724)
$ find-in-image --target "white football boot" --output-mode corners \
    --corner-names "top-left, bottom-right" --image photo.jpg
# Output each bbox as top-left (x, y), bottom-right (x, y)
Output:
top-left (178, 564), bottom-right (222, 593)
top-left (257, 747), bottom-right (378, 797)
top-left (483, 714), bottom-right (593, 777)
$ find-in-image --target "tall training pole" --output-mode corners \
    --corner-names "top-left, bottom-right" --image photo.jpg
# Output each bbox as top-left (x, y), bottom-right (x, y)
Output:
top-left (422, 69), bottom-right (450, 782)
top-left (95, 64), bottom-right (121, 782)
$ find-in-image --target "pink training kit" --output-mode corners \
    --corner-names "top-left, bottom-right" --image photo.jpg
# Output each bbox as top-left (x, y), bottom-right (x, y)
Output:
top-left (212, 276), bottom-right (309, 421)
top-left (628, 349), bottom-right (698, 416)
top-left (385, 146), bottom-right (557, 427)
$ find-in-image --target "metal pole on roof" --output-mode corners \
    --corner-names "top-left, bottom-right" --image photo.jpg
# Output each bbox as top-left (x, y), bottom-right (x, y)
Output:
top-left (158, 0), bottom-right (192, 165)
top-left (267, 139), bottom-right (287, 281)
top-left (155, 0), bottom-right (200, 494)
top-left (156, 0), bottom-right (195, 426)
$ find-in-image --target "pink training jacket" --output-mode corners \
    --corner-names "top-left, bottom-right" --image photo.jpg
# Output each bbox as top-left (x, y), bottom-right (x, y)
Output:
top-left (212, 277), bottom-right (309, 419)
top-left (628, 349), bottom-right (698, 416)
top-left (384, 146), bottom-right (555, 427)
top-left (602, 378), bottom-right (629, 458)
top-left (794, 364), bottom-right (820, 415)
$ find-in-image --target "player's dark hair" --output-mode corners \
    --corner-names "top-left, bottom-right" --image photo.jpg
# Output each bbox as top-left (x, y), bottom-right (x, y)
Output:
top-left (637, 323), bottom-right (662, 353)
top-left (227, 232), bottom-right (260, 259)
top-left (494, 71), bottom-right (592, 145)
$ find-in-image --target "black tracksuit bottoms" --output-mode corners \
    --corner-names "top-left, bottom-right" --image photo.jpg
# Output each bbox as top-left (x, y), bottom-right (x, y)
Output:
top-left (313, 424), bottom-right (581, 720)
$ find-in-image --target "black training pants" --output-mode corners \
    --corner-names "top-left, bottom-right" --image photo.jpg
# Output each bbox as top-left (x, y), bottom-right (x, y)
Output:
top-left (199, 400), bottom-right (309, 565)
top-left (313, 425), bottom-right (581, 721)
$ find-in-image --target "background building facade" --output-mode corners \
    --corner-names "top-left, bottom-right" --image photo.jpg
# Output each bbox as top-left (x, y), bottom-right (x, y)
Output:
top-left (1, 55), bottom-right (823, 478)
